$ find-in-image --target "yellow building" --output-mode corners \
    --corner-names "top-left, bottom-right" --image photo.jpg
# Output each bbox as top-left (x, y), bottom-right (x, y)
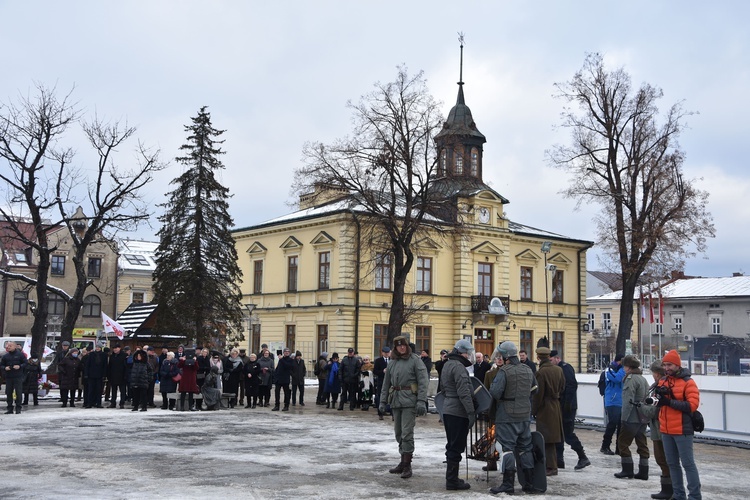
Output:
top-left (232, 77), bottom-right (593, 371)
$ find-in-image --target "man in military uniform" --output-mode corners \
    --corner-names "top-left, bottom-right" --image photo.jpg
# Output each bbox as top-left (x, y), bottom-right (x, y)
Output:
top-left (440, 339), bottom-right (476, 490)
top-left (489, 341), bottom-right (537, 494)
top-left (378, 335), bottom-right (429, 479)
top-left (551, 350), bottom-right (591, 470)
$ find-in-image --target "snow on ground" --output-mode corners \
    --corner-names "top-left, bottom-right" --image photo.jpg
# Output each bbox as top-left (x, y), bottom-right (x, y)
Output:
top-left (0, 393), bottom-right (748, 499)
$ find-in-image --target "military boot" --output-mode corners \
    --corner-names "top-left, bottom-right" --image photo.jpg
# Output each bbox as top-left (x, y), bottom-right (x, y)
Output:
top-left (634, 459), bottom-right (649, 480)
top-left (651, 476), bottom-right (673, 499)
top-left (400, 452), bottom-right (413, 479)
top-left (573, 445), bottom-right (591, 470)
top-left (388, 455), bottom-right (405, 474)
top-left (490, 470), bottom-right (515, 494)
top-left (445, 461), bottom-right (470, 490)
top-left (614, 458), bottom-right (634, 479)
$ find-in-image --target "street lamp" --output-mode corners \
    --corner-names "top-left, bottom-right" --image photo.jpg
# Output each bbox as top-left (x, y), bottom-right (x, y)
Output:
top-left (541, 241), bottom-right (552, 340)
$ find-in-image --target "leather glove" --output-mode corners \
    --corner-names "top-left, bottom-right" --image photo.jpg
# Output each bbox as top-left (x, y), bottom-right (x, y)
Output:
top-left (378, 403), bottom-right (387, 414)
top-left (416, 404), bottom-right (426, 416)
top-left (468, 413), bottom-right (476, 429)
top-left (656, 396), bottom-right (671, 407)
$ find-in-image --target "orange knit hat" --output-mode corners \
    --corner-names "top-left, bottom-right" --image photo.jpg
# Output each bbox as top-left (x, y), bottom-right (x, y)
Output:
top-left (662, 349), bottom-right (681, 366)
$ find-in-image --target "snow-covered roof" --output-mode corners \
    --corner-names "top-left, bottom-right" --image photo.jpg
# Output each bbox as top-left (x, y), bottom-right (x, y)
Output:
top-left (118, 239), bottom-right (158, 272)
top-left (588, 275), bottom-right (750, 302)
top-left (115, 302), bottom-right (158, 333)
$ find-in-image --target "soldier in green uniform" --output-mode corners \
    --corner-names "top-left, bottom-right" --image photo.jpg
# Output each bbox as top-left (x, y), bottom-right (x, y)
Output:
top-left (378, 335), bottom-right (429, 479)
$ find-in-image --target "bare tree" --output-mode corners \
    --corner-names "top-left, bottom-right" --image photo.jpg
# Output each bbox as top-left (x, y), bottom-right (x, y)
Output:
top-left (549, 53), bottom-right (714, 354)
top-left (294, 67), bottom-right (457, 344)
top-left (0, 84), bottom-right (164, 357)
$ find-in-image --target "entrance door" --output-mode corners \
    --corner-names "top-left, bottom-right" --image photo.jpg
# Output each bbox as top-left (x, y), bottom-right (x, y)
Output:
top-left (474, 327), bottom-right (495, 360)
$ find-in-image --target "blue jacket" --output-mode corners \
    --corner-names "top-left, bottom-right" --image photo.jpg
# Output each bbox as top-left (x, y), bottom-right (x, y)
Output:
top-left (604, 363), bottom-right (626, 407)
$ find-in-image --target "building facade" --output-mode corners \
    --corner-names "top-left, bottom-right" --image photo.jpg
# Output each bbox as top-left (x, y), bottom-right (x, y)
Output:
top-left (232, 72), bottom-right (593, 371)
top-left (0, 208), bottom-right (118, 345)
top-left (586, 273), bottom-right (750, 374)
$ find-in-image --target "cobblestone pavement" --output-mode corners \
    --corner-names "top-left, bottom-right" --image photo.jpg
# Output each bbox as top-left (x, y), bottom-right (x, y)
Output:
top-left (1, 393), bottom-right (747, 499)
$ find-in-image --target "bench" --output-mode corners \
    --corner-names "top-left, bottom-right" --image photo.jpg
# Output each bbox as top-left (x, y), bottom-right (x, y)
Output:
top-left (166, 392), bottom-right (203, 411)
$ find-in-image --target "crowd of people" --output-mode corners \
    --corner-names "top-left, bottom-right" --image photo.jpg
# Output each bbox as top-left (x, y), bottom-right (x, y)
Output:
top-left (2, 335), bottom-right (703, 499)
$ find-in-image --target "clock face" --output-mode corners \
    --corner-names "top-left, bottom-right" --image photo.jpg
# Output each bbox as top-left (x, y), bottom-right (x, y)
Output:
top-left (478, 207), bottom-right (490, 224)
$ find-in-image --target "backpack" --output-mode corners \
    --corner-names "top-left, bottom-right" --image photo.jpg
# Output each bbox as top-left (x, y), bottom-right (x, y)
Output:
top-left (683, 381), bottom-right (704, 433)
top-left (598, 371), bottom-right (607, 396)
top-left (314, 360), bottom-right (321, 376)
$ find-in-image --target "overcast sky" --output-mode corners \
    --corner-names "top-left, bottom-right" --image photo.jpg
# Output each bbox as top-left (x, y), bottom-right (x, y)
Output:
top-left (2, 1), bottom-right (748, 278)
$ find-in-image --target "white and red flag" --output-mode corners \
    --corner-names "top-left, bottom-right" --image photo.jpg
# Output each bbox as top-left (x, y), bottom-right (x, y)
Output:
top-left (101, 312), bottom-right (125, 340)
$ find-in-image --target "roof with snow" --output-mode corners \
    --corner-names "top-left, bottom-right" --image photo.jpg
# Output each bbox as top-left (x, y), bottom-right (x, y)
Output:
top-left (588, 275), bottom-right (750, 302)
top-left (115, 302), bottom-right (158, 333)
top-left (118, 239), bottom-right (158, 272)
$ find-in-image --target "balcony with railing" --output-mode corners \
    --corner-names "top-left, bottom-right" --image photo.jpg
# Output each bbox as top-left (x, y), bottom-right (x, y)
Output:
top-left (471, 295), bottom-right (510, 313)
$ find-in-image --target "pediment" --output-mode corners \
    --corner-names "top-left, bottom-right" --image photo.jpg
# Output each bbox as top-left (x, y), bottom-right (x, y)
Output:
top-left (548, 252), bottom-right (572, 269)
top-left (471, 241), bottom-right (503, 256)
top-left (280, 236), bottom-right (303, 250)
top-left (247, 242), bottom-right (267, 255)
top-left (414, 237), bottom-right (441, 251)
top-left (310, 231), bottom-right (336, 246)
top-left (515, 249), bottom-right (541, 262)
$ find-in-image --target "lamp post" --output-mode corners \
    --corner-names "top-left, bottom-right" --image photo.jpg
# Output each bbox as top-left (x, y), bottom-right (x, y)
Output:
top-left (245, 304), bottom-right (256, 350)
top-left (541, 241), bottom-right (552, 341)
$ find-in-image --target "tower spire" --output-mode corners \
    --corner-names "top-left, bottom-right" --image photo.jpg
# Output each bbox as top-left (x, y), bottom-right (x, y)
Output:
top-left (458, 32), bottom-right (464, 87)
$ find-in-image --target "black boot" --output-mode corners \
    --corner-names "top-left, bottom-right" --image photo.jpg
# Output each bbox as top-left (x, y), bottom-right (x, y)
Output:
top-left (389, 455), bottom-right (405, 474)
top-left (490, 470), bottom-right (515, 494)
top-left (282, 405), bottom-right (289, 412)
top-left (614, 459), bottom-right (634, 479)
top-left (634, 460), bottom-right (649, 480)
top-left (400, 452), bottom-right (413, 479)
top-left (574, 446), bottom-right (591, 470)
top-left (600, 445), bottom-right (615, 455)
top-left (651, 476), bottom-right (673, 499)
top-left (482, 460), bottom-right (498, 471)
top-left (445, 461), bottom-right (470, 490)
top-left (271, 404), bottom-right (280, 411)
top-left (521, 468), bottom-right (536, 493)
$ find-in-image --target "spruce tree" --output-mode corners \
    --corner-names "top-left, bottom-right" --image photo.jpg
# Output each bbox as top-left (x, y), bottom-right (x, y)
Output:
top-left (153, 106), bottom-right (244, 348)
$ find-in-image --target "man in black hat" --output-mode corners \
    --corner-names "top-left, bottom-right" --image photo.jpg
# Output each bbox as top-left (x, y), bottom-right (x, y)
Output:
top-left (339, 347), bottom-right (362, 411)
top-left (373, 346), bottom-right (390, 419)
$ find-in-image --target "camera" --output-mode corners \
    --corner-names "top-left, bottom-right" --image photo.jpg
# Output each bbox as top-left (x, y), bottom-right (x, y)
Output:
top-left (654, 385), bottom-right (671, 397)
top-left (644, 396), bottom-right (656, 406)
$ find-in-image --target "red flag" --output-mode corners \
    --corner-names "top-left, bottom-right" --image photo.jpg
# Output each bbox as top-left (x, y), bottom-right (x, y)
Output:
top-left (648, 291), bottom-right (655, 324)
top-left (102, 312), bottom-right (125, 340)
top-left (640, 287), bottom-right (646, 323)
top-left (658, 289), bottom-right (664, 324)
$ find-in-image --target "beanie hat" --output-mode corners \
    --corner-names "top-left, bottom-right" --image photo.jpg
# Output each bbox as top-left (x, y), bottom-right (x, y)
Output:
top-left (662, 349), bottom-right (681, 366)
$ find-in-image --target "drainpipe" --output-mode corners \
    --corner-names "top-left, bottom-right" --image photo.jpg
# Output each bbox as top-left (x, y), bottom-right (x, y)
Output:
top-left (349, 210), bottom-right (361, 351)
top-left (577, 243), bottom-right (593, 373)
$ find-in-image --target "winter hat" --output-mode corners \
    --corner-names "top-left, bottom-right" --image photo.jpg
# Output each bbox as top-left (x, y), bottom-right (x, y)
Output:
top-left (662, 350), bottom-right (681, 366)
top-left (62, 341), bottom-right (71, 347)
top-left (454, 338), bottom-right (473, 354)
top-left (295, 351), bottom-right (302, 357)
top-left (622, 355), bottom-right (640, 369)
top-left (321, 351), bottom-right (328, 358)
top-left (393, 336), bottom-right (408, 348)
top-left (549, 350), bottom-right (559, 358)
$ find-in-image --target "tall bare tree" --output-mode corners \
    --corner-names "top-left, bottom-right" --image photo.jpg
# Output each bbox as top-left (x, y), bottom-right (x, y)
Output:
top-left (295, 67), bottom-right (457, 344)
top-left (549, 53), bottom-right (714, 354)
top-left (0, 84), bottom-right (164, 357)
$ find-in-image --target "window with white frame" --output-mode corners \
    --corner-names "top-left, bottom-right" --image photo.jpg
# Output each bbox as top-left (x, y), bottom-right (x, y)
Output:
top-left (673, 316), bottom-right (683, 334)
top-left (587, 313), bottom-right (595, 332)
top-left (711, 316), bottom-right (721, 335)
top-left (602, 312), bottom-right (612, 334)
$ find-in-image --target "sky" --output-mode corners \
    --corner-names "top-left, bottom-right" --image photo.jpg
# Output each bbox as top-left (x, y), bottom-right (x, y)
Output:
top-left (1, 1), bottom-right (748, 278)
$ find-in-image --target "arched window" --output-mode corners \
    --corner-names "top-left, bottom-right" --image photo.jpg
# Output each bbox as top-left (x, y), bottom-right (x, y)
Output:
top-left (82, 295), bottom-right (101, 317)
top-left (454, 147), bottom-right (464, 175)
top-left (471, 148), bottom-right (479, 176)
top-left (440, 149), bottom-right (447, 175)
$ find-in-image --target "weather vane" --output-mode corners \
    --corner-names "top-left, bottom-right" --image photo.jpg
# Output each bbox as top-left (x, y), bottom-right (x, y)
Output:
top-left (457, 32), bottom-right (465, 85)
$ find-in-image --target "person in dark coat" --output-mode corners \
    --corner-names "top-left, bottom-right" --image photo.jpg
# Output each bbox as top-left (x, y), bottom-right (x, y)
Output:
top-left (196, 348), bottom-right (211, 391)
top-left (474, 352), bottom-right (492, 384)
top-left (273, 347), bottom-right (295, 411)
top-left (107, 344), bottom-right (128, 409)
top-left (534, 346), bottom-right (565, 476)
top-left (243, 353), bottom-right (261, 408)
top-left (84, 341), bottom-right (108, 408)
top-left (22, 356), bottom-right (42, 406)
top-left (177, 351), bottom-right (200, 411)
top-left (373, 347), bottom-right (390, 419)
top-left (129, 349), bottom-right (152, 412)
top-left (291, 351), bottom-right (306, 406)
top-left (315, 352), bottom-right (329, 406)
top-left (519, 350), bottom-right (537, 374)
top-left (257, 350), bottom-right (275, 407)
top-left (434, 349), bottom-right (448, 393)
top-left (57, 349), bottom-right (82, 408)
top-left (323, 353), bottom-right (341, 408)
top-left (158, 352), bottom-right (180, 410)
top-left (339, 347), bottom-right (362, 411)
top-left (223, 348), bottom-right (244, 408)
top-left (551, 350), bottom-right (591, 470)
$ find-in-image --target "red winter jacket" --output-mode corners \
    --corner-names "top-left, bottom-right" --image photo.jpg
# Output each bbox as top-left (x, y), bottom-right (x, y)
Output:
top-left (658, 369), bottom-right (700, 436)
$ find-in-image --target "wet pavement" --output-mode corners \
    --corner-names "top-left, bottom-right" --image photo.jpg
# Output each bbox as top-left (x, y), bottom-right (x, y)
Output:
top-left (1, 392), bottom-right (748, 499)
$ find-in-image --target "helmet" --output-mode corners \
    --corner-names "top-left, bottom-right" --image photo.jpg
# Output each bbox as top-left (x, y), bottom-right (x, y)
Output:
top-left (498, 341), bottom-right (518, 358)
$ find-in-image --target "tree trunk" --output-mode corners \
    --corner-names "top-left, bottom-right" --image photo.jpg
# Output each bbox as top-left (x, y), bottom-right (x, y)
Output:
top-left (616, 279), bottom-right (637, 355)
